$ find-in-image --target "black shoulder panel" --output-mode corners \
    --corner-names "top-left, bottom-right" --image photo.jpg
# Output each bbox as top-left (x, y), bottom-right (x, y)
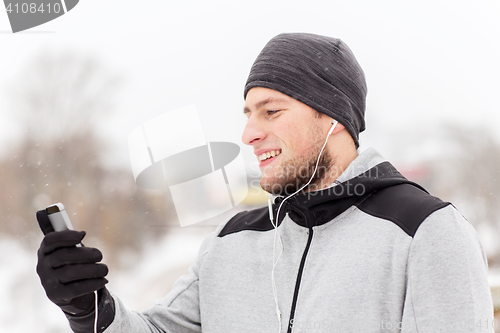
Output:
top-left (218, 207), bottom-right (273, 238)
top-left (356, 183), bottom-right (450, 237)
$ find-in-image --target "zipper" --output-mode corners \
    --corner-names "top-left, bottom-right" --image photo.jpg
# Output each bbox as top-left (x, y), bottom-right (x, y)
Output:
top-left (287, 226), bottom-right (314, 333)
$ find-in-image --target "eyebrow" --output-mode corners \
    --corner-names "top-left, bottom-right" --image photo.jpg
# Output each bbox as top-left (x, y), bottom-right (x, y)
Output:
top-left (243, 97), bottom-right (289, 114)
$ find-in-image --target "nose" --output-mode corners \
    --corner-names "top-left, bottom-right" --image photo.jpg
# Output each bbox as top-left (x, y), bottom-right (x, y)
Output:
top-left (241, 114), bottom-right (266, 146)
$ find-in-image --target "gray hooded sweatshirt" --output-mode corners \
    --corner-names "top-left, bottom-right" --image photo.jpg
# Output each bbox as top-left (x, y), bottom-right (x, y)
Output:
top-left (70, 148), bottom-right (494, 333)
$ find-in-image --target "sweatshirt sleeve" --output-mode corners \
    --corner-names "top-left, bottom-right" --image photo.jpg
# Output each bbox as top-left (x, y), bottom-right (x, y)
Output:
top-left (100, 230), bottom-right (217, 333)
top-left (401, 205), bottom-right (495, 333)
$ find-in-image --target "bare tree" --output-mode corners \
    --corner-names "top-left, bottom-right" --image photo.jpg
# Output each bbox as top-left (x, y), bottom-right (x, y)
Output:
top-left (0, 49), bottom-right (176, 265)
top-left (9, 48), bottom-right (121, 141)
top-left (423, 124), bottom-right (500, 266)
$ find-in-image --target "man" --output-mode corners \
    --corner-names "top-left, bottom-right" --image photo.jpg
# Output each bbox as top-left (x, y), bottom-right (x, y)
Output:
top-left (36, 33), bottom-right (494, 332)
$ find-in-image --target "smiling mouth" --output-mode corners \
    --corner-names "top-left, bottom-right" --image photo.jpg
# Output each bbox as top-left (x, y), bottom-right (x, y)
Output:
top-left (258, 149), bottom-right (282, 162)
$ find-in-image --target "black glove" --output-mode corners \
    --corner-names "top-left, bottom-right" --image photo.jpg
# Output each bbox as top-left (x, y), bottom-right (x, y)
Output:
top-left (36, 229), bottom-right (109, 315)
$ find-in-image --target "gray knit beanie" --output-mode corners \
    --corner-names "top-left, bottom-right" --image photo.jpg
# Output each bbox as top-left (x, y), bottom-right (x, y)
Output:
top-left (244, 33), bottom-right (367, 147)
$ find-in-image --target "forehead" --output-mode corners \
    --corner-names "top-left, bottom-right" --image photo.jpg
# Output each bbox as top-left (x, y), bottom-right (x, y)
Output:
top-left (244, 87), bottom-right (295, 112)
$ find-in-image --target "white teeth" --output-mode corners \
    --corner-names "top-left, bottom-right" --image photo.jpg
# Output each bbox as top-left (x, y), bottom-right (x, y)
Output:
top-left (258, 150), bottom-right (281, 162)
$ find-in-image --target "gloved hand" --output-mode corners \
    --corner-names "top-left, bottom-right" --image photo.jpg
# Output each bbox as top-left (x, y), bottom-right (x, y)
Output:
top-left (36, 229), bottom-right (109, 315)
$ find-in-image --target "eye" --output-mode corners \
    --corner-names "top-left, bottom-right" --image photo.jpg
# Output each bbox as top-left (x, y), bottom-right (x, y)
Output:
top-left (267, 110), bottom-right (281, 116)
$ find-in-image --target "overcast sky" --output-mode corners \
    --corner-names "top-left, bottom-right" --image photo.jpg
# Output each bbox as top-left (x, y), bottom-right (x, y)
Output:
top-left (1, 0), bottom-right (499, 170)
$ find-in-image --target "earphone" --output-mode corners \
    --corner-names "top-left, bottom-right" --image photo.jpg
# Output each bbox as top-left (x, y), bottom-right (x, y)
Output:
top-left (268, 119), bottom-right (338, 332)
top-left (94, 290), bottom-right (98, 333)
top-left (327, 119), bottom-right (338, 136)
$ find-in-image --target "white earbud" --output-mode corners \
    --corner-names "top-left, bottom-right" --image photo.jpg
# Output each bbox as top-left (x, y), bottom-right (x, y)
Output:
top-left (328, 119), bottom-right (338, 136)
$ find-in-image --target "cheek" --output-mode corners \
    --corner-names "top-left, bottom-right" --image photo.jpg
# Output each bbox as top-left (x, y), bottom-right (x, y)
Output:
top-left (289, 131), bottom-right (317, 155)
top-left (279, 124), bottom-right (302, 147)
top-left (276, 120), bottom-right (321, 155)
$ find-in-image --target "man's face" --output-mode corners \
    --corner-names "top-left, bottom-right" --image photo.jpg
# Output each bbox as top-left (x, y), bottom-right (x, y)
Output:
top-left (242, 87), bottom-right (334, 195)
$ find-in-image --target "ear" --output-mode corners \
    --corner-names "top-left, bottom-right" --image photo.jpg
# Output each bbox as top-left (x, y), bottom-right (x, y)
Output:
top-left (326, 119), bottom-right (345, 136)
top-left (332, 122), bottom-right (345, 135)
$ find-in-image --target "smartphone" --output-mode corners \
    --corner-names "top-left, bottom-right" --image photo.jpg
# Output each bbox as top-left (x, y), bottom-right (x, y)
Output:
top-left (36, 203), bottom-right (81, 246)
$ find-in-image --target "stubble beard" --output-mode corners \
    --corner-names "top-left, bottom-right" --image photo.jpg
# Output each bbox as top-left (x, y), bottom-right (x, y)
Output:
top-left (260, 145), bottom-right (334, 196)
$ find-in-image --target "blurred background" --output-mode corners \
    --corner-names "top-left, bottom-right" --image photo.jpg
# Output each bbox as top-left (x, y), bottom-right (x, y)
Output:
top-left (1, 0), bottom-right (499, 331)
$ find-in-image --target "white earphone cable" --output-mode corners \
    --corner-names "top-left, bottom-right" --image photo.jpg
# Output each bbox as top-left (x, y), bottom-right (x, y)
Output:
top-left (94, 290), bottom-right (98, 333)
top-left (269, 120), bottom-right (338, 333)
